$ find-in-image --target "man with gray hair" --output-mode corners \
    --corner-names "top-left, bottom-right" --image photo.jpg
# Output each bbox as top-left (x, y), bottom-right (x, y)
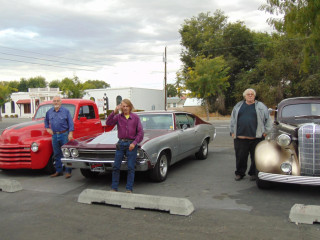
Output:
top-left (45, 96), bottom-right (74, 178)
top-left (230, 88), bottom-right (272, 181)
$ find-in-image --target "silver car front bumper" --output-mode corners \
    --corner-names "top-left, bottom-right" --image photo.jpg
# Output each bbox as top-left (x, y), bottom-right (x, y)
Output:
top-left (258, 172), bottom-right (320, 186)
top-left (61, 158), bottom-right (150, 172)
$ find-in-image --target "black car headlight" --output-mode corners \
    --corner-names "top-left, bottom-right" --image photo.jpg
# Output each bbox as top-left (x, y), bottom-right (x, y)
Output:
top-left (31, 142), bottom-right (39, 152)
top-left (277, 134), bottom-right (291, 147)
top-left (62, 148), bottom-right (71, 158)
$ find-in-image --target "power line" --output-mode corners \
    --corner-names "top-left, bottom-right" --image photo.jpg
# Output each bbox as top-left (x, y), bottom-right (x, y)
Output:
top-left (0, 51), bottom-right (99, 69)
top-left (0, 57), bottom-right (96, 71)
top-left (0, 44), bottom-right (117, 64)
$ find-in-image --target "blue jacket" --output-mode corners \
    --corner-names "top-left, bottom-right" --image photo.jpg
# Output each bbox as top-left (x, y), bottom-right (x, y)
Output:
top-left (230, 100), bottom-right (272, 138)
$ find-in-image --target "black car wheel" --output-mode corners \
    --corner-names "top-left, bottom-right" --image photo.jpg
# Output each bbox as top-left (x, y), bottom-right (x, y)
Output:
top-left (256, 171), bottom-right (273, 189)
top-left (195, 139), bottom-right (208, 160)
top-left (80, 168), bottom-right (100, 178)
top-left (43, 155), bottom-right (56, 174)
top-left (149, 152), bottom-right (169, 182)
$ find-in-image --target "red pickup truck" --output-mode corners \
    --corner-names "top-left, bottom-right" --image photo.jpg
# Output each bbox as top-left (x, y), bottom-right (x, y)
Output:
top-left (0, 99), bottom-right (109, 174)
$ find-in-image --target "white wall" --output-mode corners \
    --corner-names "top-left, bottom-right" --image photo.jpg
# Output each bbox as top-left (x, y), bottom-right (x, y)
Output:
top-left (83, 87), bottom-right (165, 114)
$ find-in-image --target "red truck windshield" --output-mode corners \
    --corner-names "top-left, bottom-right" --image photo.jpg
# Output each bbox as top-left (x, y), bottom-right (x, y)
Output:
top-left (34, 104), bottom-right (76, 120)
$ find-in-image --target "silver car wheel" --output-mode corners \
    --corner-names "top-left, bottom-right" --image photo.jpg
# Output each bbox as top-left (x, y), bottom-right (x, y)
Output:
top-left (202, 141), bottom-right (208, 156)
top-left (159, 154), bottom-right (168, 178)
top-left (196, 139), bottom-right (208, 160)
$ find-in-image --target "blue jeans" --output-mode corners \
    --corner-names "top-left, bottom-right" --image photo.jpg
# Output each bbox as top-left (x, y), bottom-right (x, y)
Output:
top-left (111, 140), bottom-right (137, 191)
top-left (52, 131), bottom-right (72, 174)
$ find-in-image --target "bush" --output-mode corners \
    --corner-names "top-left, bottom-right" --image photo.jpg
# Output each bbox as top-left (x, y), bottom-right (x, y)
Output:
top-left (15, 114), bottom-right (18, 118)
top-left (10, 115), bottom-right (14, 118)
top-left (4, 115), bottom-right (8, 118)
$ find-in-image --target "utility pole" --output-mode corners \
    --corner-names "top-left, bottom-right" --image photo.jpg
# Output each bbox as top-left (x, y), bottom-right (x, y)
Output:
top-left (164, 46), bottom-right (167, 110)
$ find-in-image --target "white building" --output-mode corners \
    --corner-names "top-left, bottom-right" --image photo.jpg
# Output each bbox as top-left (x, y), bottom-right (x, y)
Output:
top-left (2, 87), bottom-right (61, 118)
top-left (2, 87), bottom-right (165, 118)
top-left (83, 87), bottom-right (165, 114)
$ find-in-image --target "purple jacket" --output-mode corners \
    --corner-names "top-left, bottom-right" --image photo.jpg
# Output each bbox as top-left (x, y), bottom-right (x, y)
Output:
top-left (106, 111), bottom-right (144, 146)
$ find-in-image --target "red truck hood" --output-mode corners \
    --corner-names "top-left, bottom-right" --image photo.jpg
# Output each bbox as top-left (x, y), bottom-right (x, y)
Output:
top-left (0, 119), bottom-right (50, 145)
top-left (64, 129), bottom-right (172, 149)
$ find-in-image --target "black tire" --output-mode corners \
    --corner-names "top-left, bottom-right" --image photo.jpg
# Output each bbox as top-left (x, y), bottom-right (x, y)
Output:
top-left (80, 168), bottom-right (100, 178)
top-left (149, 152), bottom-right (169, 182)
top-left (43, 155), bottom-right (56, 174)
top-left (256, 171), bottom-right (273, 189)
top-left (195, 139), bottom-right (208, 160)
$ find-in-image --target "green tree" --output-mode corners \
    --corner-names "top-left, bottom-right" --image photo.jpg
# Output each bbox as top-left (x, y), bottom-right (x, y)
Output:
top-left (260, 0), bottom-right (320, 71)
top-left (82, 80), bottom-right (110, 90)
top-left (179, 10), bottom-right (227, 72)
top-left (179, 11), bottom-right (259, 112)
top-left (49, 80), bottom-right (60, 88)
top-left (186, 56), bottom-right (230, 119)
top-left (60, 76), bottom-right (83, 98)
top-left (166, 84), bottom-right (177, 97)
top-left (18, 78), bottom-right (28, 92)
top-left (27, 76), bottom-right (47, 88)
top-left (0, 82), bottom-right (12, 120)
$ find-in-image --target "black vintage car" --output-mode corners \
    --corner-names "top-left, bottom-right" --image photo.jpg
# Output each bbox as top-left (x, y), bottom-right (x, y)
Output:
top-left (255, 97), bottom-right (320, 188)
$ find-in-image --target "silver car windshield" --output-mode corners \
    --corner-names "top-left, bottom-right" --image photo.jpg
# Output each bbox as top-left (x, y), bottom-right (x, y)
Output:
top-left (139, 114), bottom-right (174, 130)
top-left (34, 104), bottom-right (76, 120)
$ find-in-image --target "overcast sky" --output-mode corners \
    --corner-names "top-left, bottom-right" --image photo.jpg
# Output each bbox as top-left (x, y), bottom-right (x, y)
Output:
top-left (0, 0), bottom-right (276, 89)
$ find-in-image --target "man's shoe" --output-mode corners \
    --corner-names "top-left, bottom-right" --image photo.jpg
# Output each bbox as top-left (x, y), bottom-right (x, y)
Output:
top-left (50, 172), bottom-right (63, 178)
top-left (126, 190), bottom-right (132, 193)
top-left (65, 173), bottom-right (72, 179)
top-left (110, 189), bottom-right (117, 192)
top-left (234, 175), bottom-right (243, 181)
top-left (250, 175), bottom-right (256, 181)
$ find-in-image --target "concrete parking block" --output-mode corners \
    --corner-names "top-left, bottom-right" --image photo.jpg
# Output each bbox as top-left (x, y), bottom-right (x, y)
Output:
top-left (78, 188), bottom-right (194, 216)
top-left (289, 204), bottom-right (320, 224)
top-left (0, 179), bottom-right (23, 193)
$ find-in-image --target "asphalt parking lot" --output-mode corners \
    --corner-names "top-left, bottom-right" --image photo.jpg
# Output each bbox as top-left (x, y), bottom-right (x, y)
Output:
top-left (1, 118), bottom-right (320, 240)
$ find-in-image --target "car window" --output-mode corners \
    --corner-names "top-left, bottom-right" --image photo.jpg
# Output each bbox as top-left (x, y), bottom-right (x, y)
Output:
top-left (282, 103), bottom-right (320, 118)
top-left (186, 114), bottom-right (195, 127)
top-left (176, 113), bottom-right (191, 129)
top-left (34, 104), bottom-right (76, 119)
top-left (78, 105), bottom-right (96, 119)
top-left (139, 114), bottom-right (173, 130)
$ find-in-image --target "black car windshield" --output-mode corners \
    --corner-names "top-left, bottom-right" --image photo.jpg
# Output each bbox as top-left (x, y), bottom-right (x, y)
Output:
top-left (138, 114), bottom-right (174, 130)
top-left (281, 103), bottom-right (320, 123)
top-left (34, 104), bottom-right (76, 120)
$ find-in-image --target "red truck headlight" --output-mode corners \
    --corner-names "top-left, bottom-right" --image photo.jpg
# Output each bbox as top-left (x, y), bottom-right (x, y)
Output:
top-left (31, 142), bottom-right (39, 152)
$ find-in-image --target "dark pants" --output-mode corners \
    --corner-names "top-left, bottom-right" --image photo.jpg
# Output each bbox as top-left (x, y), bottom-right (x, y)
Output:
top-left (52, 131), bottom-right (72, 174)
top-left (111, 140), bottom-right (137, 191)
top-left (234, 138), bottom-right (262, 177)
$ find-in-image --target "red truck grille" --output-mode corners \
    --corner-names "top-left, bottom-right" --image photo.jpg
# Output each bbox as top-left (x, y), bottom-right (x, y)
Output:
top-left (0, 145), bottom-right (32, 163)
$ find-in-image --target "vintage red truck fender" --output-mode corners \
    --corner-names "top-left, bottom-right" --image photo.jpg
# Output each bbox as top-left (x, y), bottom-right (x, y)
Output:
top-left (0, 99), bottom-right (109, 173)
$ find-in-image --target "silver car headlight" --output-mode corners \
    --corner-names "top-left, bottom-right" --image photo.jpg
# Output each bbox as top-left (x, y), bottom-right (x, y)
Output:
top-left (62, 148), bottom-right (71, 158)
top-left (280, 162), bottom-right (292, 174)
top-left (136, 149), bottom-right (145, 159)
top-left (277, 134), bottom-right (291, 147)
top-left (31, 142), bottom-right (39, 152)
top-left (70, 148), bottom-right (79, 158)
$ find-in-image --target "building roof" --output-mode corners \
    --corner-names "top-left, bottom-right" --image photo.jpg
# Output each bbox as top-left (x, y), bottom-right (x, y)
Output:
top-left (183, 98), bottom-right (203, 106)
top-left (167, 97), bottom-right (186, 104)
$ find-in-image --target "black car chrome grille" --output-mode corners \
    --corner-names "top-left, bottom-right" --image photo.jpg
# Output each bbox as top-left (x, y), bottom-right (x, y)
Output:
top-left (78, 149), bottom-right (116, 159)
top-left (298, 124), bottom-right (320, 176)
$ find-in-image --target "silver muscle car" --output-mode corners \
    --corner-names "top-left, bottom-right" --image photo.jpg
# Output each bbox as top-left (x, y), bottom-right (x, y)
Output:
top-left (255, 97), bottom-right (320, 188)
top-left (61, 111), bottom-right (216, 182)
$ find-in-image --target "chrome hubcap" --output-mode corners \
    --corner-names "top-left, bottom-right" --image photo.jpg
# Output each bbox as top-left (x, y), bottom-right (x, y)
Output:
top-left (159, 155), bottom-right (168, 177)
